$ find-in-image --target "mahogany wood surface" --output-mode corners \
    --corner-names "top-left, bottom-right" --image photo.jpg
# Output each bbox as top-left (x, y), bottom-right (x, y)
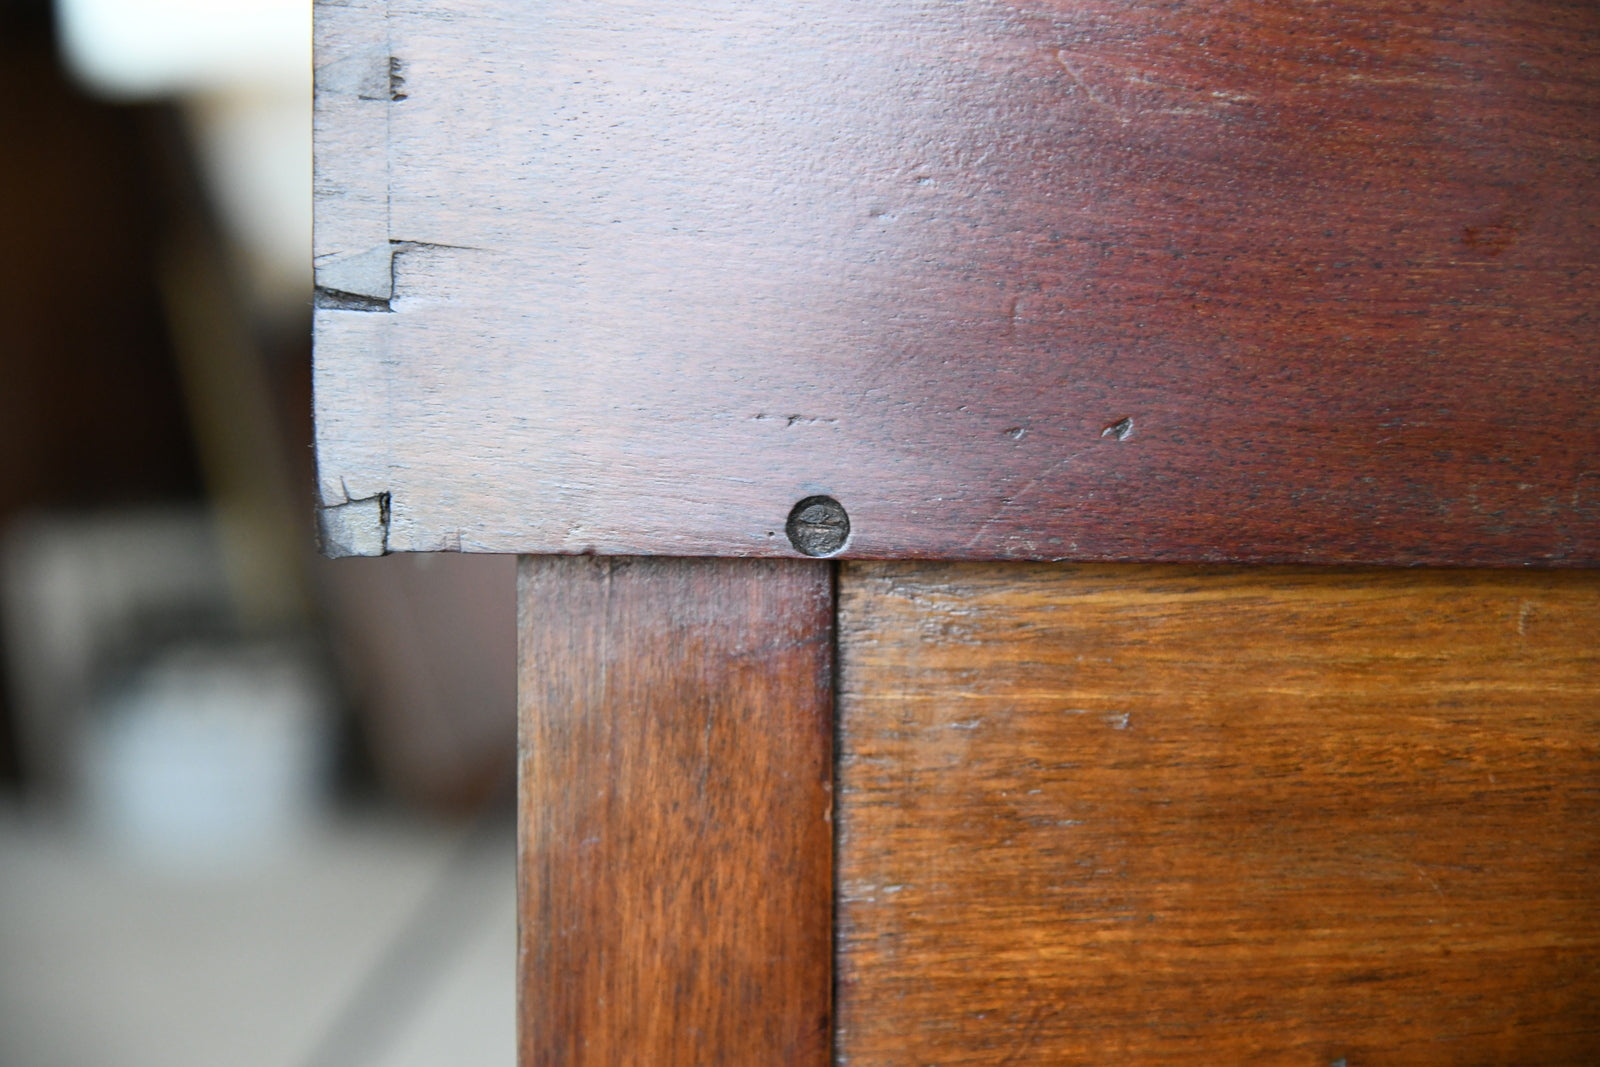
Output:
top-left (315, 0), bottom-right (1599, 564)
top-left (516, 556), bottom-right (833, 1066)
top-left (837, 562), bottom-right (1600, 1065)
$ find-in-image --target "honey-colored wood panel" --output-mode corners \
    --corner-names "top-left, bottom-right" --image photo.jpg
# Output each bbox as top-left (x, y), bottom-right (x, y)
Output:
top-left (837, 563), bottom-right (1600, 1065)
top-left (517, 557), bottom-right (832, 1066)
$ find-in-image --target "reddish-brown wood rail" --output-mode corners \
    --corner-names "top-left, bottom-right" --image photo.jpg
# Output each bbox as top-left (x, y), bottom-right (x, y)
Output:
top-left (517, 556), bottom-right (833, 1066)
top-left (836, 562), bottom-right (1600, 1065)
top-left (315, 0), bottom-right (1599, 564)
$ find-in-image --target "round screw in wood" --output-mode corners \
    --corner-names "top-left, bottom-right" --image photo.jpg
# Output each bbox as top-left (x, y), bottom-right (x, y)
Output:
top-left (786, 496), bottom-right (850, 557)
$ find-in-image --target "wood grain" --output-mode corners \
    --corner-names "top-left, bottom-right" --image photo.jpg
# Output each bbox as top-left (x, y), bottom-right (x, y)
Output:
top-left (837, 562), bottom-right (1600, 1065)
top-left (517, 556), bottom-right (833, 1066)
top-left (314, 0), bottom-right (1600, 564)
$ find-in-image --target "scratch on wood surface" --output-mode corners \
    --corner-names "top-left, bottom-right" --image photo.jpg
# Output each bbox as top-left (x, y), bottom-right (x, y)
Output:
top-left (752, 413), bottom-right (839, 427)
top-left (1055, 53), bottom-right (1117, 110)
top-left (1054, 50), bottom-right (1231, 118)
top-left (961, 445), bottom-right (1094, 553)
top-left (1414, 864), bottom-right (1446, 898)
top-left (995, 1003), bottom-right (1064, 1066)
top-left (389, 238), bottom-right (490, 253)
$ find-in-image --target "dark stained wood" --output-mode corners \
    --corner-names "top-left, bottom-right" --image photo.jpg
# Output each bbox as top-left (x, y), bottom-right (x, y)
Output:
top-left (837, 562), bottom-right (1600, 1065)
top-left (315, 0), bottom-right (1600, 564)
top-left (516, 556), bottom-right (833, 1066)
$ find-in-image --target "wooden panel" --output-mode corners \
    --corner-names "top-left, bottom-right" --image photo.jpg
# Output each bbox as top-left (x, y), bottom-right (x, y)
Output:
top-left (517, 556), bottom-right (832, 1066)
top-left (837, 562), bottom-right (1600, 1065)
top-left (314, 0), bottom-right (1600, 564)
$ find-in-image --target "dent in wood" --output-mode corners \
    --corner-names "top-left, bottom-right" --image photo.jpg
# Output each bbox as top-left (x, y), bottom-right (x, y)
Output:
top-left (314, 243), bottom-right (394, 305)
top-left (1100, 416), bottom-right (1134, 441)
top-left (313, 41), bottom-right (392, 101)
top-left (318, 492), bottom-right (390, 557)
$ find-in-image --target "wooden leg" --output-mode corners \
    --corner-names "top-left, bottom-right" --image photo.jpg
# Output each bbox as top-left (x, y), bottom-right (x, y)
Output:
top-left (517, 556), bottom-right (833, 1066)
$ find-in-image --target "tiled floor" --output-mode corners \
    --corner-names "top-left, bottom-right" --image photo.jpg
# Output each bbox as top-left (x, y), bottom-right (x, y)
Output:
top-left (0, 807), bottom-right (515, 1067)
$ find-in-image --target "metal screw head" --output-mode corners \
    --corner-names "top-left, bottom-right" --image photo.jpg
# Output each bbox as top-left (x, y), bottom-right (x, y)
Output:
top-left (786, 496), bottom-right (850, 557)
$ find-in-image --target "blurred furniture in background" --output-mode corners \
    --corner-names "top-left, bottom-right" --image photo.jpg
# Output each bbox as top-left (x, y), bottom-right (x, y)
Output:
top-left (0, 6), bottom-right (201, 785)
top-left (0, 0), bottom-right (515, 817)
top-left (0, 6), bottom-right (518, 1060)
top-left (317, 552), bottom-right (515, 813)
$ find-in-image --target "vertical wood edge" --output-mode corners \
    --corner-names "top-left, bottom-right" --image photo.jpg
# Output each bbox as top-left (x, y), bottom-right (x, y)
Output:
top-left (517, 556), bottom-right (834, 1067)
top-left (312, 0), bottom-right (395, 516)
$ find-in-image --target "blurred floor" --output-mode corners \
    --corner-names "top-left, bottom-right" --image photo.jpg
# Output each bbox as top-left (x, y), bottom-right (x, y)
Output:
top-left (0, 807), bottom-right (515, 1067)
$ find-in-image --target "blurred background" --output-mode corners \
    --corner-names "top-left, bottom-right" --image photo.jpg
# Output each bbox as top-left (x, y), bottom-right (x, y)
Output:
top-left (0, 0), bottom-right (517, 1063)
